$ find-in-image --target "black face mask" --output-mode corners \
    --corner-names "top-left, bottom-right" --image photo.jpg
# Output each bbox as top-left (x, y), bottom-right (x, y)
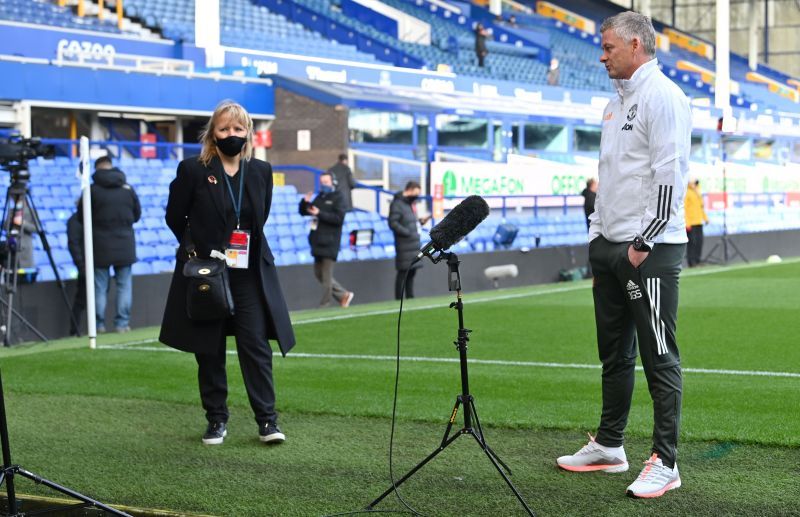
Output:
top-left (406, 195), bottom-right (418, 203)
top-left (215, 135), bottom-right (247, 157)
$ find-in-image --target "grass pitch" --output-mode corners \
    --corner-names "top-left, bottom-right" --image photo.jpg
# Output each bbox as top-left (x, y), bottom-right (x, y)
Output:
top-left (1, 259), bottom-right (799, 516)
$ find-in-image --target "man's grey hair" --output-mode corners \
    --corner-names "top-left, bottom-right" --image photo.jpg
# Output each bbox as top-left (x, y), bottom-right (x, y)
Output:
top-left (600, 12), bottom-right (656, 57)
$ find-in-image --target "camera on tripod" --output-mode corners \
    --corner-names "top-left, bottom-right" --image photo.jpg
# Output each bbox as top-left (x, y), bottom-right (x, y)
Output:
top-left (0, 133), bottom-right (56, 185)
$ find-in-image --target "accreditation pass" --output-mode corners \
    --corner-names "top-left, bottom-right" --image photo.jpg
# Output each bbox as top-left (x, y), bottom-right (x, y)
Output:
top-left (225, 229), bottom-right (250, 268)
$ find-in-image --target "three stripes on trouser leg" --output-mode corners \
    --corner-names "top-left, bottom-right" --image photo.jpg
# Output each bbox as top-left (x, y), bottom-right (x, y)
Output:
top-left (645, 277), bottom-right (669, 356)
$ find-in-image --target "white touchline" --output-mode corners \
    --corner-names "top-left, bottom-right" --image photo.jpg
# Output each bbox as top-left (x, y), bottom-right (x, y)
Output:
top-left (98, 346), bottom-right (800, 379)
top-left (113, 258), bottom-right (797, 335)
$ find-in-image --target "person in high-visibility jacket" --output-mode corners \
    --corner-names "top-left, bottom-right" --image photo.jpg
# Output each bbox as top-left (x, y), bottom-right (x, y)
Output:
top-left (684, 179), bottom-right (708, 267)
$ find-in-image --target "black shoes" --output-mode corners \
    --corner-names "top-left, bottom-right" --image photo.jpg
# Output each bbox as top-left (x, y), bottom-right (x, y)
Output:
top-left (203, 421), bottom-right (285, 445)
top-left (259, 422), bottom-right (286, 444)
top-left (202, 421), bottom-right (227, 445)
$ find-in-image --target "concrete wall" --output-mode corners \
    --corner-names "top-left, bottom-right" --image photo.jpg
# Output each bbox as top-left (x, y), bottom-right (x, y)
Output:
top-left (267, 87), bottom-right (349, 171)
top-left (7, 229), bottom-right (800, 344)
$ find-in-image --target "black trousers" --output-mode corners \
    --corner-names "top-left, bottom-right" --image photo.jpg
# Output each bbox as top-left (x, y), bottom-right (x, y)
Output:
top-left (395, 268), bottom-right (417, 300)
top-left (69, 270), bottom-right (86, 336)
top-left (195, 267), bottom-right (277, 426)
top-left (590, 236), bottom-right (685, 468)
top-left (686, 225), bottom-right (704, 267)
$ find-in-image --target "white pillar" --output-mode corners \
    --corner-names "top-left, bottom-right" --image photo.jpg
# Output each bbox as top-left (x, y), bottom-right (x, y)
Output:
top-left (489, 0), bottom-right (501, 16)
top-left (175, 117), bottom-right (184, 161)
top-left (714, 0), bottom-right (731, 114)
top-left (195, 0), bottom-right (223, 68)
top-left (14, 102), bottom-right (32, 137)
top-left (79, 136), bottom-right (97, 349)
top-left (640, 0), bottom-right (652, 18)
top-left (89, 112), bottom-right (105, 142)
top-left (747, 0), bottom-right (758, 71)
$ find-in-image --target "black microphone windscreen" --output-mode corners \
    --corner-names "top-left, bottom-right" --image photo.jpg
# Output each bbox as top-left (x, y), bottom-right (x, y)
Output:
top-left (429, 195), bottom-right (490, 250)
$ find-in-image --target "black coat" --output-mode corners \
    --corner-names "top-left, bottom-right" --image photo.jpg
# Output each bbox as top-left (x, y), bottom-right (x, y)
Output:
top-left (78, 167), bottom-right (141, 267)
top-left (326, 162), bottom-right (356, 210)
top-left (299, 190), bottom-right (345, 260)
top-left (66, 212), bottom-right (83, 269)
top-left (582, 188), bottom-right (596, 227)
top-left (159, 156), bottom-right (295, 356)
top-left (388, 193), bottom-right (422, 271)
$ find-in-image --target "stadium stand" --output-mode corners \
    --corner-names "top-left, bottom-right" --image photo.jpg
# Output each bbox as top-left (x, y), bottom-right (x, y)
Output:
top-left (119, 0), bottom-right (378, 63)
top-left (12, 154), bottom-right (800, 280)
top-left (0, 0), bottom-right (139, 35)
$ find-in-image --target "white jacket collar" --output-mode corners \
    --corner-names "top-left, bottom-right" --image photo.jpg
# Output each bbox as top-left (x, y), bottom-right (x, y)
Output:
top-left (613, 58), bottom-right (659, 97)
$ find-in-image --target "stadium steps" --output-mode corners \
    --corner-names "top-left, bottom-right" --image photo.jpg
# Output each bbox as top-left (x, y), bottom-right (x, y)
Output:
top-left (57, 0), bottom-right (161, 39)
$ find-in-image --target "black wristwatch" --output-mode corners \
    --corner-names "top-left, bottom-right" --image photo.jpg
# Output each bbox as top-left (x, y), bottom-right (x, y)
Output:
top-left (632, 235), bottom-right (652, 252)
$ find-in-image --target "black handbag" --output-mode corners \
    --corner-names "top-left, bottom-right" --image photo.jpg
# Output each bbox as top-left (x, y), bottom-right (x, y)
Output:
top-left (183, 246), bottom-right (234, 321)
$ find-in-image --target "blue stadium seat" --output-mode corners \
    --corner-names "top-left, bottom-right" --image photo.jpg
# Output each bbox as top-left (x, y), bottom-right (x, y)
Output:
top-left (136, 245), bottom-right (158, 261)
top-left (132, 262), bottom-right (153, 275)
top-left (37, 267), bottom-right (56, 282)
top-left (339, 248), bottom-right (356, 262)
top-left (139, 230), bottom-right (159, 244)
top-left (295, 250), bottom-right (313, 264)
top-left (150, 259), bottom-right (174, 273)
top-left (278, 237), bottom-right (295, 252)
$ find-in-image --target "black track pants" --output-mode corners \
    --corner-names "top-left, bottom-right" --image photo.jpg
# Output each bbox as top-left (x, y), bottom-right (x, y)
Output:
top-left (590, 236), bottom-right (685, 468)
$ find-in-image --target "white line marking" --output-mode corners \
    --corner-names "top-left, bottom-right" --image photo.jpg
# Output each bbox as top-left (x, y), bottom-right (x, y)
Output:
top-left (290, 284), bottom-right (590, 325)
top-left (98, 345), bottom-right (800, 379)
top-left (110, 258), bottom-right (798, 342)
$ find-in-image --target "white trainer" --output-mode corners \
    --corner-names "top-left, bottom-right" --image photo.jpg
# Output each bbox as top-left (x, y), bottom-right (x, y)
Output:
top-left (626, 454), bottom-right (681, 498)
top-left (556, 434), bottom-right (629, 473)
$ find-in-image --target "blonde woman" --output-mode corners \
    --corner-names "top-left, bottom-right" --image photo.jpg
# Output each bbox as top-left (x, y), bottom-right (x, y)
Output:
top-left (160, 100), bottom-right (295, 445)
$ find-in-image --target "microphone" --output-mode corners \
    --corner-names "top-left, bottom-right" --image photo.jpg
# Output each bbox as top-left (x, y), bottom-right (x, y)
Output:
top-left (417, 195), bottom-right (490, 259)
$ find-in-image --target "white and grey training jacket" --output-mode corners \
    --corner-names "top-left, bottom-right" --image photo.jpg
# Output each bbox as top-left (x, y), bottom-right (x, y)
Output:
top-left (588, 58), bottom-right (692, 247)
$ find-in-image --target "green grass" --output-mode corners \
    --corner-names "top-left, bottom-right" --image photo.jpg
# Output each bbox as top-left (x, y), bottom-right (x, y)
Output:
top-left (2, 260), bottom-right (800, 516)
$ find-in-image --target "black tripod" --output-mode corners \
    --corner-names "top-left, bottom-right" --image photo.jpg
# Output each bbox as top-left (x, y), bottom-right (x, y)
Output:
top-left (1, 164), bottom-right (80, 346)
top-left (0, 368), bottom-right (131, 516)
top-left (702, 150), bottom-right (747, 265)
top-left (366, 252), bottom-right (534, 516)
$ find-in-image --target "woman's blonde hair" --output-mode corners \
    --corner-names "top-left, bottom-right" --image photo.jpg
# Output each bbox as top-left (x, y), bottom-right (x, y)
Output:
top-left (198, 100), bottom-right (254, 165)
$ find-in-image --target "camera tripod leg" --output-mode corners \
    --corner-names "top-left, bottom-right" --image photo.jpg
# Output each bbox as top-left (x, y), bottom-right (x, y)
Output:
top-left (0, 295), bottom-right (47, 344)
top-left (467, 398), bottom-right (513, 475)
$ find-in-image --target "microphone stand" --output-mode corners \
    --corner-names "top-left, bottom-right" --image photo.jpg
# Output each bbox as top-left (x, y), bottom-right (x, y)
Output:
top-left (366, 250), bottom-right (534, 516)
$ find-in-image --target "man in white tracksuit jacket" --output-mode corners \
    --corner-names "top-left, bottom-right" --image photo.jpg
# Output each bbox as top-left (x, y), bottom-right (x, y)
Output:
top-left (556, 12), bottom-right (691, 499)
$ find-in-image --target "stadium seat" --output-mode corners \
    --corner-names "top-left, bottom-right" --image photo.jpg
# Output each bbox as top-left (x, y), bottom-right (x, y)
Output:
top-left (132, 262), bottom-right (153, 275)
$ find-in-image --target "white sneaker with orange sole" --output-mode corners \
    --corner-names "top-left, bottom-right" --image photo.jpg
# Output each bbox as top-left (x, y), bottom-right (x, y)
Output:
top-left (626, 454), bottom-right (681, 498)
top-left (556, 434), bottom-right (629, 473)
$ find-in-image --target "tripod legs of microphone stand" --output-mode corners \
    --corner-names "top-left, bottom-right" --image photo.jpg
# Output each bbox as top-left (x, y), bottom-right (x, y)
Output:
top-left (703, 234), bottom-right (748, 266)
top-left (365, 395), bottom-right (534, 516)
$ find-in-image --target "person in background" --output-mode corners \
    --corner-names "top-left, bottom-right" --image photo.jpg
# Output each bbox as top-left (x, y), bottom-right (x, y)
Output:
top-left (5, 197), bottom-right (35, 269)
top-left (79, 155), bottom-right (140, 333)
top-left (66, 207), bottom-right (86, 336)
top-left (581, 177), bottom-right (598, 231)
top-left (300, 171), bottom-right (354, 308)
top-left (160, 99), bottom-right (296, 446)
top-left (547, 58), bottom-right (561, 86)
top-left (327, 153), bottom-right (357, 211)
top-left (475, 23), bottom-right (489, 67)
top-left (389, 181), bottom-right (428, 299)
top-left (684, 178), bottom-right (708, 267)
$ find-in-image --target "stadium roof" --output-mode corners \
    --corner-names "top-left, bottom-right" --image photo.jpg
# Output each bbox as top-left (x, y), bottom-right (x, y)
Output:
top-left (269, 75), bottom-right (608, 122)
